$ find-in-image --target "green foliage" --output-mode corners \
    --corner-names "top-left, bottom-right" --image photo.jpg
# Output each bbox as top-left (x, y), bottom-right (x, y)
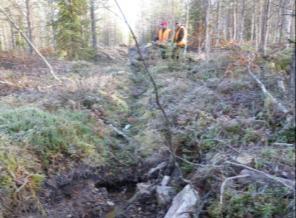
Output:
top-left (55, 0), bottom-right (95, 60)
top-left (223, 187), bottom-right (288, 218)
top-left (209, 186), bottom-right (290, 218)
top-left (0, 107), bottom-right (103, 165)
top-left (180, 161), bottom-right (194, 174)
top-left (272, 48), bottom-right (293, 72)
top-left (276, 127), bottom-right (296, 143)
top-left (242, 128), bottom-right (262, 144)
top-left (259, 147), bottom-right (295, 167)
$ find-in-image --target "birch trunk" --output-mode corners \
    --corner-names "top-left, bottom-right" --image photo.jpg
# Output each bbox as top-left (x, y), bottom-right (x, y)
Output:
top-left (283, 0), bottom-right (292, 48)
top-left (250, 1), bottom-right (256, 42)
top-left (259, 0), bottom-right (270, 55)
top-left (215, 1), bottom-right (220, 46)
top-left (233, 0), bottom-right (237, 40)
top-left (25, 0), bottom-right (33, 54)
top-left (205, 0), bottom-right (211, 59)
top-left (239, 0), bottom-right (246, 43)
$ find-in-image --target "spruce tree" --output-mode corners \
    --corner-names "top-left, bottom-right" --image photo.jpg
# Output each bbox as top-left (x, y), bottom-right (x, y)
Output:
top-left (55, 0), bottom-right (92, 60)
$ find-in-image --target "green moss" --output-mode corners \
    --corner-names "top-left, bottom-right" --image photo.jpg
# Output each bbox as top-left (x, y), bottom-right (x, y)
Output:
top-left (199, 127), bottom-right (220, 152)
top-left (223, 121), bottom-right (241, 135)
top-left (272, 48), bottom-right (293, 72)
top-left (0, 107), bottom-right (104, 165)
top-left (242, 128), bottom-right (262, 144)
top-left (220, 186), bottom-right (289, 218)
top-left (30, 174), bottom-right (45, 191)
top-left (207, 201), bottom-right (222, 218)
top-left (180, 161), bottom-right (195, 174)
top-left (276, 127), bottom-right (296, 143)
top-left (260, 147), bottom-right (295, 167)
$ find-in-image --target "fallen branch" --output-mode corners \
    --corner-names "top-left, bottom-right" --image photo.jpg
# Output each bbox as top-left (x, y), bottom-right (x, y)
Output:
top-left (0, 6), bottom-right (61, 82)
top-left (247, 55), bottom-right (288, 114)
top-left (146, 161), bottom-right (167, 177)
top-left (15, 175), bottom-right (31, 193)
top-left (0, 80), bottom-right (16, 86)
top-left (109, 124), bottom-right (132, 143)
top-left (272, 142), bottom-right (294, 147)
top-left (225, 161), bottom-right (295, 190)
top-left (220, 174), bottom-right (249, 205)
top-left (203, 138), bottom-right (241, 154)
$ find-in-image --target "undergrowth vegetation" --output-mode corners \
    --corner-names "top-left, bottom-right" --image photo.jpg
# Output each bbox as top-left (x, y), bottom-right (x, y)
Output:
top-left (0, 107), bottom-right (105, 164)
top-left (0, 47), bottom-right (294, 217)
top-left (129, 48), bottom-right (295, 217)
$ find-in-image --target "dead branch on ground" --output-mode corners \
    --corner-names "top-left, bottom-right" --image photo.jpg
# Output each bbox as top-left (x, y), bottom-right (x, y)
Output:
top-left (0, 80), bottom-right (16, 86)
top-left (247, 54), bottom-right (289, 114)
top-left (225, 161), bottom-right (295, 190)
top-left (220, 174), bottom-right (249, 205)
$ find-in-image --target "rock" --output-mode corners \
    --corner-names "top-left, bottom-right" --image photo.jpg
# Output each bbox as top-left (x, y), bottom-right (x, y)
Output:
top-left (161, 175), bottom-right (171, 186)
top-left (164, 185), bottom-right (200, 218)
top-left (236, 153), bottom-right (255, 165)
top-left (156, 185), bottom-right (176, 206)
top-left (107, 200), bottom-right (115, 206)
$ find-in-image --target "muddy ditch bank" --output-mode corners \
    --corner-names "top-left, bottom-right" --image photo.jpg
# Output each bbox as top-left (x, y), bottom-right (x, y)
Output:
top-left (35, 152), bottom-right (171, 218)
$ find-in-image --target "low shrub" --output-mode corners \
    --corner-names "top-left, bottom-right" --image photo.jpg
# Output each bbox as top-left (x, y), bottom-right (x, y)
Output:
top-left (0, 107), bottom-right (104, 165)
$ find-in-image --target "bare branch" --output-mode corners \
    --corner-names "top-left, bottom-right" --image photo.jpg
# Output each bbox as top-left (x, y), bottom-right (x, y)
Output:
top-left (225, 161), bottom-right (295, 190)
top-left (272, 142), bottom-right (294, 147)
top-left (247, 55), bottom-right (289, 114)
top-left (220, 174), bottom-right (249, 205)
top-left (109, 124), bottom-right (132, 143)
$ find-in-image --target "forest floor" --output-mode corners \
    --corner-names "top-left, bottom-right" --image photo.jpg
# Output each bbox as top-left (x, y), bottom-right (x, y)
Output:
top-left (0, 45), bottom-right (295, 218)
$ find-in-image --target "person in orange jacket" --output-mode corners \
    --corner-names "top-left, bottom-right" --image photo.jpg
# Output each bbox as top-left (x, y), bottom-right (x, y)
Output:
top-left (172, 22), bottom-right (187, 60)
top-left (155, 21), bottom-right (172, 59)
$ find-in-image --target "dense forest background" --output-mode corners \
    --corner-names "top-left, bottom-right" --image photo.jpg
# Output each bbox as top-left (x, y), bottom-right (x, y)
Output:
top-left (0, 0), bottom-right (295, 59)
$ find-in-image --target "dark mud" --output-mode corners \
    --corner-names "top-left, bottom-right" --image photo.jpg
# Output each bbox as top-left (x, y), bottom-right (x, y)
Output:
top-left (38, 150), bottom-right (169, 218)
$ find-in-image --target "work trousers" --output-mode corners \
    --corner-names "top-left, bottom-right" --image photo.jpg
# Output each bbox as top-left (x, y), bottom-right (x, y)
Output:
top-left (172, 46), bottom-right (185, 60)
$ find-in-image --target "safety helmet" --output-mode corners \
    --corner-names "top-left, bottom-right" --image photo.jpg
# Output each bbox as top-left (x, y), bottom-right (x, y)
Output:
top-left (161, 21), bottom-right (168, 27)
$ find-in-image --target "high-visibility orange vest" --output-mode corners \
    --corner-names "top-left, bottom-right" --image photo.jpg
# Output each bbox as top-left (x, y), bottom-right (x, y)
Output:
top-left (174, 26), bottom-right (187, 47)
top-left (158, 28), bottom-right (171, 43)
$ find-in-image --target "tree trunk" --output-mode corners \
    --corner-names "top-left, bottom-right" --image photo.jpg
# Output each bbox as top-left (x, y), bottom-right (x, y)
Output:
top-left (289, 50), bottom-right (295, 97)
top-left (184, 0), bottom-right (190, 54)
top-left (233, 0), bottom-right (237, 41)
top-left (283, 0), bottom-right (293, 48)
top-left (48, 0), bottom-right (56, 49)
top-left (239, 0), bottom-right (246, 43)
top-left (10, 22), bottom-right (15, 49)
top-left (256, 0), bottom-right (263, 50)
top-left (90, 0), bottom-right (97, 51)
top-left (215, 1), bottom-right (221, 46)
top-left (25, 0), bottom-right (33, 54)
top-left (259, 0), bottom-right (270, 55)
top-left (250, 0), bottom-right (256, 42)
top-left (205, 0), bottom-right (211, 59)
